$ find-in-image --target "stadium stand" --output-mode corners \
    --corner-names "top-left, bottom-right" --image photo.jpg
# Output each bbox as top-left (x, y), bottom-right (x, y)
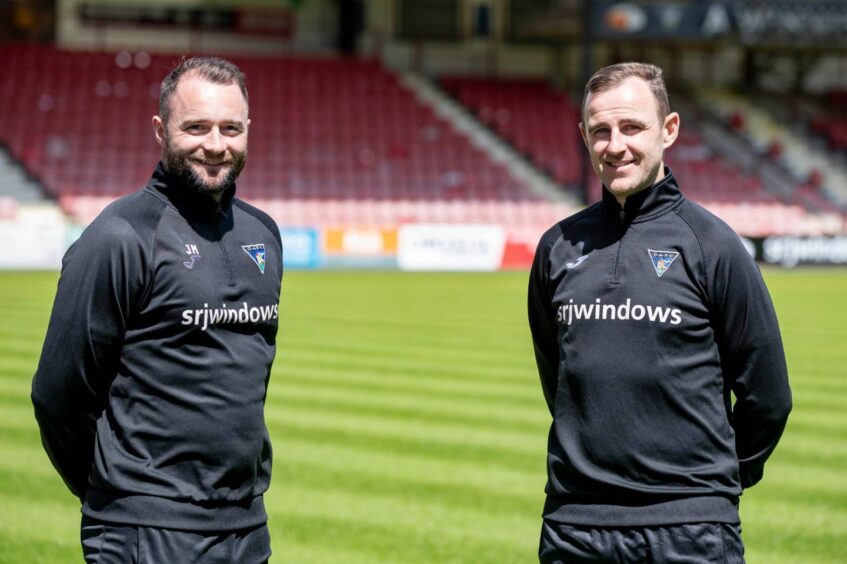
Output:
top-left (697, 89), bottom-right (847, 212)
top-left (440, 77), bottom-right (583, 189)
top-left (0, 148), bottom-right (45, 203)
top-left (1, 44), bottom-right (578, 227)
top-left (1, 45), bottom-right (160, 203)
top-left (441, 76), bottom-right (844, 235)
top-left (809, 90), bottom-right (847, 154)
top-left (0, 44), bottom-right (842, 236)
top-left (444, 78), bottom-right (775, 204)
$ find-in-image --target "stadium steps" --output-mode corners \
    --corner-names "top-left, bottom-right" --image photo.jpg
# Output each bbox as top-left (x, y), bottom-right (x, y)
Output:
top-left (438, 77), bottom-right (584, 190)
top-left (399, 72), bottom-right (580, 207)
top-left (697, 90), bottom-right (847, 210)
top-left (0, 147), bottom-right (48, 204)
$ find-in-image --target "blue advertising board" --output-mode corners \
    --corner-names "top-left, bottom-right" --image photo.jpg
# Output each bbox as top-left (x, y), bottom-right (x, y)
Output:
top-left (279, 227), bottom-right (320, 269)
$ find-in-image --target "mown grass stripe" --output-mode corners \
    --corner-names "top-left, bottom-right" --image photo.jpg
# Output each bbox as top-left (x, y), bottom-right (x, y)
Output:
top-left (273, 384), bottom-right (547, 431)
top-left (0, 377), bottom-right (35, 399)
top-left (0, 438), bottom-right (57, 471)
top-left (0, 402), bottom-right (38, 428)
top-left (0, 356), bottom-right (41, 375)
top-left (775, 444), bottom-right (847, 470)
top-left (277, 433), bottom-right (543, 492)
top-left (281, 327), bottom-right (531, 357)
top-left (281, 458), bottom-right (538, 519)
top-left (266, 482), bottom-right (537, 550)
top-left (741, 499), bottom-right (847, 563)
top-left (791, 394), bottom-right (847, 412)
top-left (782, 413), bottom-right (847, 437)
top-left (0, 532), bottom-right (80, 564)
top-left (269, 422), bottom-right (542, 475)
top-left (268, 406), bottom-right (542, 455)
top-left (278, 356), bottom-right (538, 391)
top-left (279, 347), bottom-right (536, 381)
top-left (277, 365), bottom-right (541, 404)
top-left (272, 396), bottom-right (544, 441)
top-left (279, 334), bottom-right (533, 368)
top-left (1, 269), bottom-right (845, 564)
top-left (268, 510), bottom-right (530, 564)
top-left (0, 494), bottom-right (81, 539)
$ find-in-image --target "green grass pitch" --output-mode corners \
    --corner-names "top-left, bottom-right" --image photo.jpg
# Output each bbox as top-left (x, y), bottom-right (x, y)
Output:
top-left (0, 269), bottom-right (845, 563)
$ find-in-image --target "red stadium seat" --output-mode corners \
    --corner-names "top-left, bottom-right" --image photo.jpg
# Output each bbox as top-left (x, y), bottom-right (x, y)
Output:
top-left (1, 45), bottom-right (536, 224)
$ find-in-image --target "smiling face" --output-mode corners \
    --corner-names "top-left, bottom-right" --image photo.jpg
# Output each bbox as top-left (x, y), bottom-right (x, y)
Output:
top-left (580, 76), bottom-right (679, 205)
top-left (153, 73), bottom-right (249, 201)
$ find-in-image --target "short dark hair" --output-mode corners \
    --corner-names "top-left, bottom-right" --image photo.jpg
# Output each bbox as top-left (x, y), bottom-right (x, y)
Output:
top-left (582, 62), bottom-right (670, 121)
top-left (158, 56), bottom-right (248, 125)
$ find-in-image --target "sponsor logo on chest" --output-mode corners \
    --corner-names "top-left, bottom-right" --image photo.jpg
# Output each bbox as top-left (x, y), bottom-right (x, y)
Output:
top-left (557, 298), bottom-right (682, 327)
top-left (555, 247), bottom-right (686, 327)
top-left (181, 302), bottom-right (279, 331)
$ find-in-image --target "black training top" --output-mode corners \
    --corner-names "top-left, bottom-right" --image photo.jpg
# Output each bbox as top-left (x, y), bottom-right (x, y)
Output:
top-left (32, 163), bottom-right (283, 532)
top-left (528, 170), bottom-right (792, 527)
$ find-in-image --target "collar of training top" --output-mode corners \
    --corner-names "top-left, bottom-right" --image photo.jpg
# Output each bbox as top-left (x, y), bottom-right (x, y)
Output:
top-left (601, 167), bottom-right (683, 225)
top-left (148, 161), bottom-right (236, 219)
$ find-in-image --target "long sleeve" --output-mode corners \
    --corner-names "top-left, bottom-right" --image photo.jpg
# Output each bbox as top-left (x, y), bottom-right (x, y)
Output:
top-left (528, 232), bottom-right (560, 416)
top-left (709, 236), bottom-right (792, 488)
top-left (31, 215), bottom-right (147, 500)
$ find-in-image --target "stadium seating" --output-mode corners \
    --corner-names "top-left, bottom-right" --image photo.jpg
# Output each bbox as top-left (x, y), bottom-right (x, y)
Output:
top-left (665, 130), bottom-right (772, 205)
top-left (0, 44), bottom-right (542, 225)
top-left (1, 44), bottom-right (161, 202)
top-left (440, 77), bottom-right (583, 189)
top-left (1, 45), bottom-right (842, 236)
top-left (809, 90), bottom-right (847, 153)
top-left (443, 77), bottom-right (783, 205)
top-left (697, 89), bottom-right (847, 213)
top-left (441, 77), bottom-right (846, 234)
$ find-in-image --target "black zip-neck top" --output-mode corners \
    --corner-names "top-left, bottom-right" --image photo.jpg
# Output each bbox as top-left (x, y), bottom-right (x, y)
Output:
top-left (528, 170), bottom-right (791, 526)
top-left (33, 163), bottom-right (283, 531)
top-left (154, 162), bottom-right (235, 218)
top-left (600, 171), bottom-right (683, 225)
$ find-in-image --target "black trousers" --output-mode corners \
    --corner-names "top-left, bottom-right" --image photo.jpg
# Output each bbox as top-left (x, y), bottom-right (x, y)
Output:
top-left (539, 520), bottom-right (745, 564)
top-left (81, 515), bottom-right (271, 564)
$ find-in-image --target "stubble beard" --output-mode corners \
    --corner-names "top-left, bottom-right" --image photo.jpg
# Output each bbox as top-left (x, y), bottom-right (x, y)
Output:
top-left (599, 158), bottom-right (664, 202)
top-left (163, 137), bottom-right (247, 199)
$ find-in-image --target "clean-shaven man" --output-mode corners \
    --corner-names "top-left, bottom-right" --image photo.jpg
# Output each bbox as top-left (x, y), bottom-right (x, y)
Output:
top-left (528, 62), bottom-right (791, 563)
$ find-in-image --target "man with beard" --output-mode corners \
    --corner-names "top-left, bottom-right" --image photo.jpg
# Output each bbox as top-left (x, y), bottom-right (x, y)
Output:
top-left (32, 57), bottom-right (282, 563)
